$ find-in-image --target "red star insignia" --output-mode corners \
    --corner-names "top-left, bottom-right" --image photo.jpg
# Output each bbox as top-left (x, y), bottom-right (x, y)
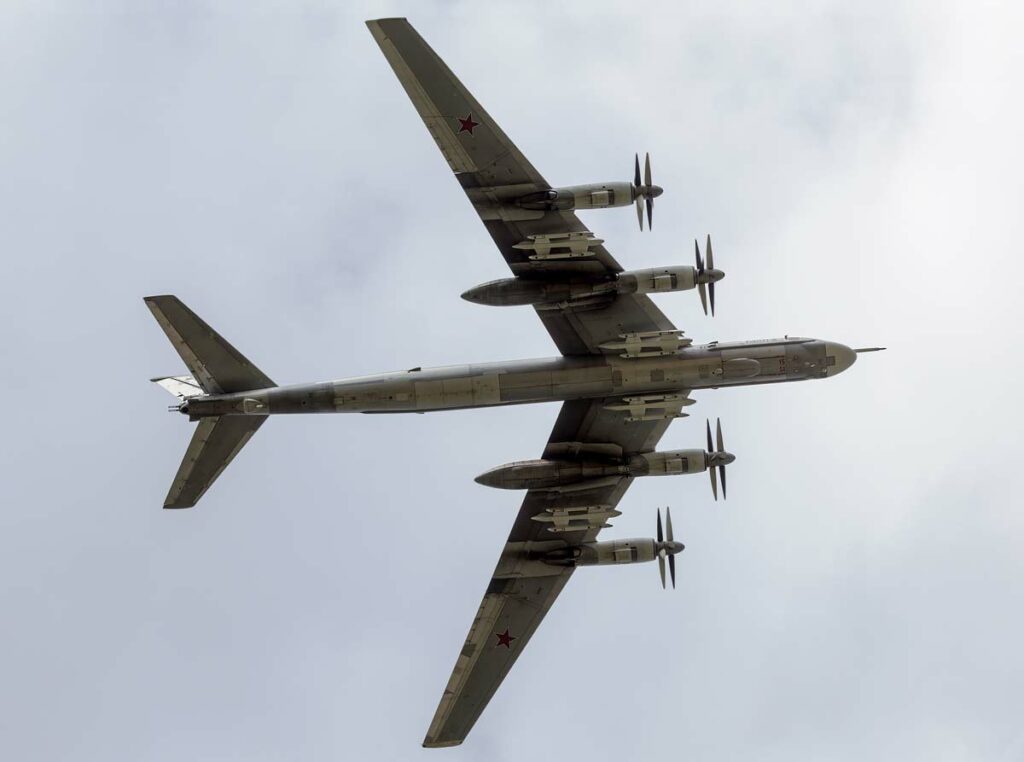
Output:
top-left (457, 113), bottom-right (480, 135)
top-left (495, 629), bottom-right (515, 649)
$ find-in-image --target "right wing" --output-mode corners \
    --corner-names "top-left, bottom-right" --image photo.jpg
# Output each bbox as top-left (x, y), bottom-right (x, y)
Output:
top-left (422, 395), bottom-right (684, 747)
top-left (366, 18), bottom-right (678, 356)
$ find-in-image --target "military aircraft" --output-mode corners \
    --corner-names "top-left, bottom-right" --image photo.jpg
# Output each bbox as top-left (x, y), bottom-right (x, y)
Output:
top-left (144, 18), bottom-right (882, 748)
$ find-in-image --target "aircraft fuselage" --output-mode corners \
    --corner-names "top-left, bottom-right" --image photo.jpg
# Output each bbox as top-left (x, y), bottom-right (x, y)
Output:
top-left (182, 337), bottom-right (856, 419)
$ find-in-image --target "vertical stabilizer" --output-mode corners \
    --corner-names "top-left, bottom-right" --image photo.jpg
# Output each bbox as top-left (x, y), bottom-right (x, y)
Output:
top-left (144, 295), bottom-right (275, 394)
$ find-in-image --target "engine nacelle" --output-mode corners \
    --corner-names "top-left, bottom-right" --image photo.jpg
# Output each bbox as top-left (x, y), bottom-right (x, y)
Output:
top-left (629, 449), bottom-right (708, 476)
top-left (516, 182), bottom-right (634, 211)
top-left (576, 538), bottom-right (657, 566)
top-left (475, 458), bottom-right (627, 490)
top-left (461, 278), bottom-right (575, 307)
top-left (463, 265), bottom-right (700, 308)
top-left (617, 266), bottom-right (697, 295)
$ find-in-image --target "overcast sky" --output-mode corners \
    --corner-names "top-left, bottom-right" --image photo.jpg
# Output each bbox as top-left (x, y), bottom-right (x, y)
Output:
top-left (2, 2), bottom-right (1023, 760)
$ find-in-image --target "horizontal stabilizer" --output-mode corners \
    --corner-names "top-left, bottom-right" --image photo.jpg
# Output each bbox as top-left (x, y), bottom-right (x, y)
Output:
top-left (164, 416), bottom-right (267, 509)
top-left (144, 295), bottom-right (275, 394)
top-left (152, 375), bottom-right (204, 400)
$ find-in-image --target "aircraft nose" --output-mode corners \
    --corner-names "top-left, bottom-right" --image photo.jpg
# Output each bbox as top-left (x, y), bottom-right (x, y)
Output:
top-left (823, 342), bottom-right (857, 376)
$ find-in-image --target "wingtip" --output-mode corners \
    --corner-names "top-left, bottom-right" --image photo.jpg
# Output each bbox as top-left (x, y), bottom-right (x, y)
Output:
top-left (422, 739), bottom-right (463, 749)
top-left (365, 17), bottom-right (408, 28)
top-left (143, 294), bottom-right (177, 305)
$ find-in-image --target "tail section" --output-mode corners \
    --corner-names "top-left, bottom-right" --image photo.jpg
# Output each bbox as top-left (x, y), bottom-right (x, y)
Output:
top-left (144, 295), bottom-right (275, 394)
top-left (144, 295), bottom-right (276, 509)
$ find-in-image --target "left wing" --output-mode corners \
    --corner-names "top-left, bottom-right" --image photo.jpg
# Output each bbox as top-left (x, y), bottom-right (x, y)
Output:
top-left (366, 17), bottom-right (677, 356)
top-left (423, 397), bottom-right (680, 747)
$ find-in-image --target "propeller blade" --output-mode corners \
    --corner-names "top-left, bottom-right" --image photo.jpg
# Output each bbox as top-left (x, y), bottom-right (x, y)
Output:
top-left (657, 508), bottom-right (664, 543)
top-left (716, 418), bottom-right (724, 452)
top-left (710, 462), bottom-right (718, 501)
top-left (709, 281), bottom-right (715, 316)
top-left (706, 419), bottom-right (713, 452)
top-left (644, 152), bottom-right (652, 188)
top-left (666, 506), bottom-right (674, 543)
top-left (720, 464), bottom-right (727, 500)
top-left (695, 239), bottom-right (707, 313)
top-left (668, 553), bottom-right (676, 589)
top-left (636, 196), bottom-right (644, 231)
top-left (645, 195), bottom-right (653, 230)
top-left (706, 234), bottom-right (714, 270)
top-left (658, 555), bottom-right (666, 589)
top-left (634, 153), bottom-right (641, 188)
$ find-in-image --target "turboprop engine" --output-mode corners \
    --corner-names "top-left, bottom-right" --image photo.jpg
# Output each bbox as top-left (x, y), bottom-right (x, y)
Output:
top-left (461, 236), bottom-right (725, 316)
top-left (542, 508), bottom-right (685, 588)
top-left (475, 419), bottom-right (734, 500)
top-left (514, 153), bottom-right (663, 230)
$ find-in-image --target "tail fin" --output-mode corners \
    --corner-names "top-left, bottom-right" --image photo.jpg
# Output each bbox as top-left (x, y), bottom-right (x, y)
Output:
top-left (144, 295), bottom-right (276, 509)
top-left (144, 295), bottom-right (275, 394)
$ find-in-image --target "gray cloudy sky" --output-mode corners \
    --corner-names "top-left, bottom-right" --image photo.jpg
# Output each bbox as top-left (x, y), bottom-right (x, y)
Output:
top-left (2, 1), bottom-right (1023, 759)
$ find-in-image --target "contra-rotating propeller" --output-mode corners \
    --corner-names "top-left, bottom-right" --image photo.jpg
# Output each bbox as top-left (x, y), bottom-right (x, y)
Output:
top-left (694, 235), bottom-right (726, 316)
top-left (705, 418), bottom-right (735, 501)
top-left (633, 153), bottom-right (663, 231)
top-left (656, 507), bottom-right (685, 589)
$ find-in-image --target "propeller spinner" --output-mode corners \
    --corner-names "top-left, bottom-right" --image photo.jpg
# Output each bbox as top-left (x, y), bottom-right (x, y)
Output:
top-left (633, 152), bottom-right (663, 231)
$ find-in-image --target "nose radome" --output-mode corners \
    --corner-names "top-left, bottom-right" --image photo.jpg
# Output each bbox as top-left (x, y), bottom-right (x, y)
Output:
top-left (824, 342), bottom-right (857, 376)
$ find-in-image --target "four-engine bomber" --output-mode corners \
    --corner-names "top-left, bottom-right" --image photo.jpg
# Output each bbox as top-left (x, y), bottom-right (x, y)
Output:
top-left (144, 17), bottom-right (886, 749)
